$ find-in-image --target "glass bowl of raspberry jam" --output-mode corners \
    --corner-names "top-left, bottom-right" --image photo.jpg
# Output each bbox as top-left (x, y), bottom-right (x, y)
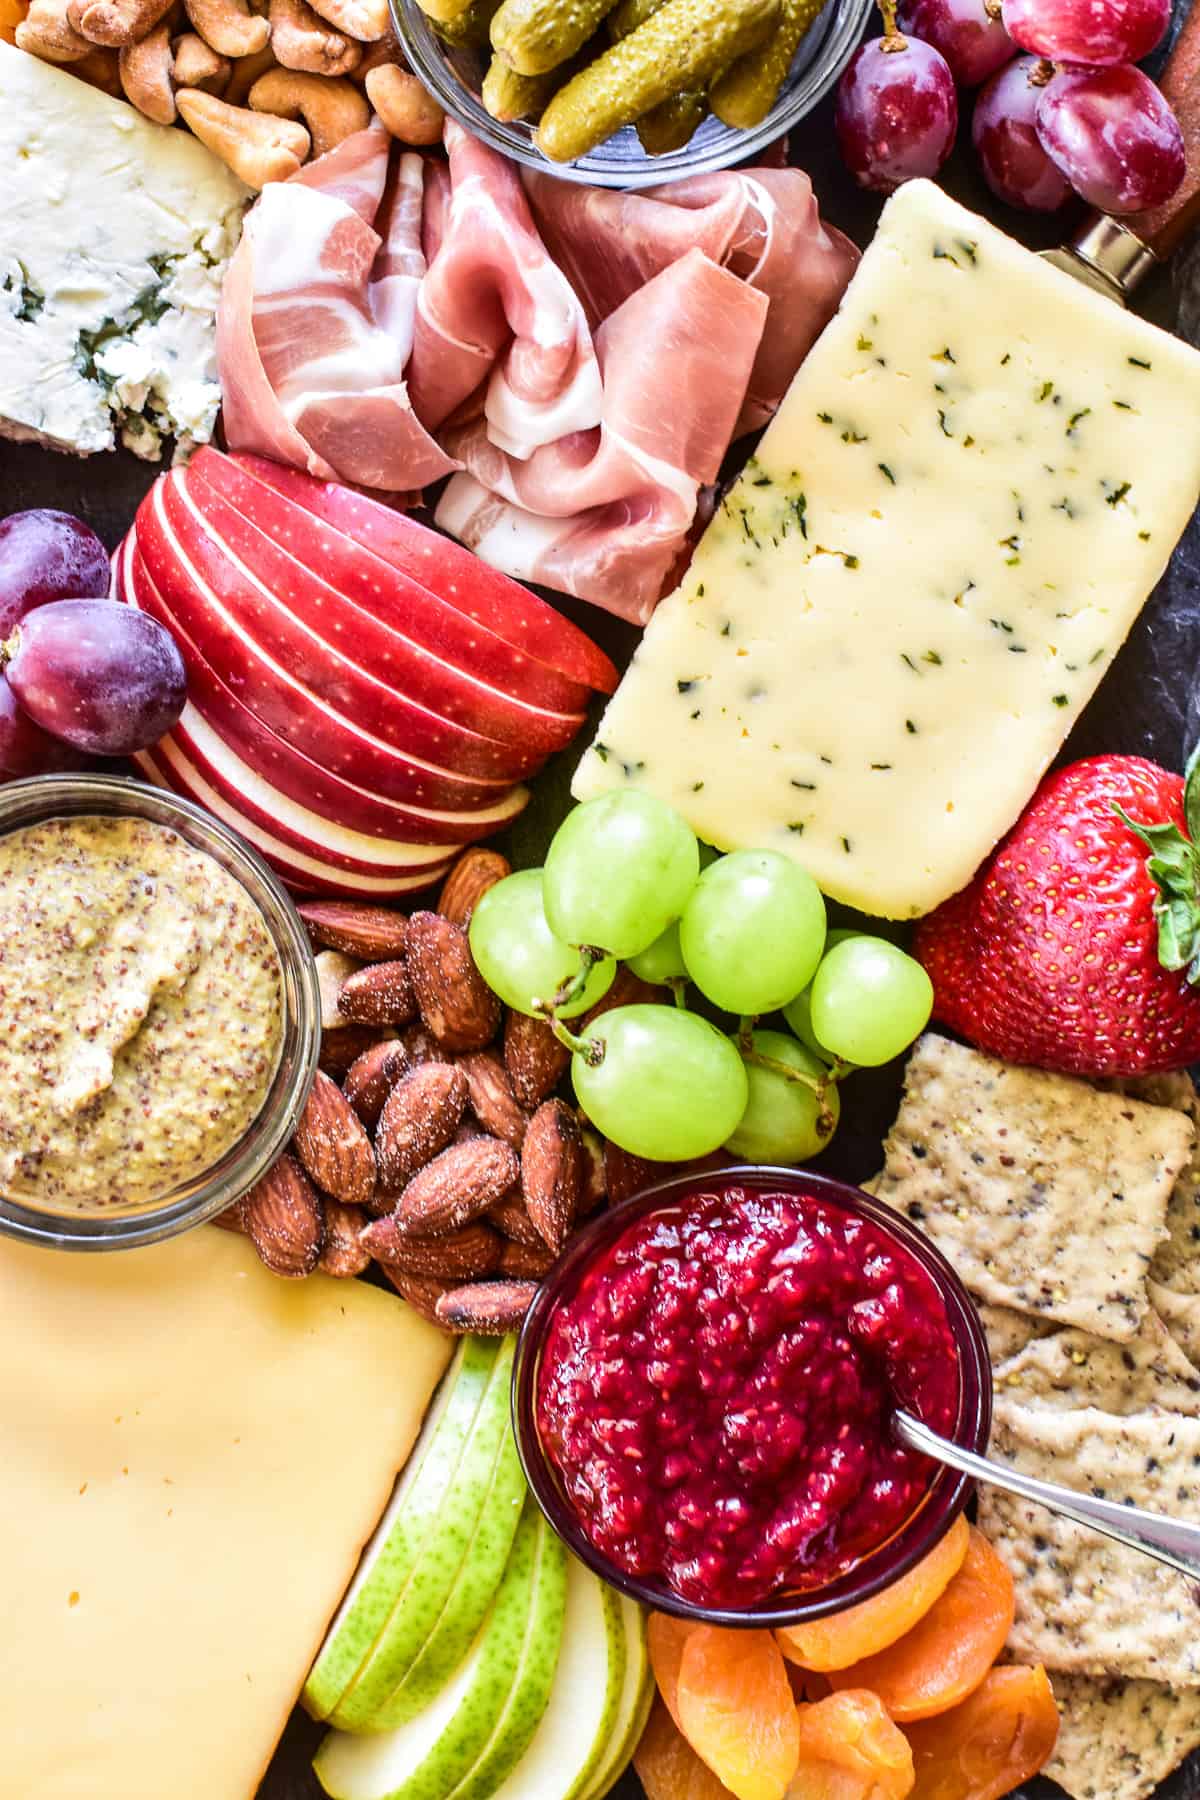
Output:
top-left (512, 1166), bottom-right (991, 1626)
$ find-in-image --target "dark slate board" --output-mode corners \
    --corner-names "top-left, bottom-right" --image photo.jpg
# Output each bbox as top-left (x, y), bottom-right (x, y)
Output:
top-left (8, 23), bottom-right (1200, 1794)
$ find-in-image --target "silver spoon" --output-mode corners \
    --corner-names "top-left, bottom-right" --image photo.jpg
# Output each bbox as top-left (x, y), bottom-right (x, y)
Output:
top-left (894, 1409), bottom-right (1200, 1583)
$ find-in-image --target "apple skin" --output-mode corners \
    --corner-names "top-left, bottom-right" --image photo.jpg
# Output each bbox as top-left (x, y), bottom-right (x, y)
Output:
top-left (189, 450), bottom-right (593, 716)
top-left (135, 476), bottom-right (548, 784)
top-left (121, 540), bottom-right (526, 846)
top-left (224, 449), bottom-right (619, 696)
top-left (176, 466), bottom-right (586, 754)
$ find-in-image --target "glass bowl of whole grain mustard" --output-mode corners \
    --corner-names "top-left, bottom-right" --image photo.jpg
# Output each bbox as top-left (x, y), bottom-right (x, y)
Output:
top-left (0, 773), bottom-right (321, 1252)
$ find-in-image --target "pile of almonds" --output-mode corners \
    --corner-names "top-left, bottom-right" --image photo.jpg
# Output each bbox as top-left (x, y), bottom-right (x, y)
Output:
top-left (220, 847), bottom-right (667, 1335)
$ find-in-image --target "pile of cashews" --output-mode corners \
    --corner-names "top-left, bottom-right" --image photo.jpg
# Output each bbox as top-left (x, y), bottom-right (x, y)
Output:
top-left (10, 0), bottom-right (445, 185)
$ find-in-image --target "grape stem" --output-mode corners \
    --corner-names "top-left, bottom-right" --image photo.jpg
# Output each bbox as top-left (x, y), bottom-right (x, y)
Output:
top-left (739, 1041), bottom-right (847, 1139)
top-left (533, 952), bottom-right (609, 1064)
top-left (876, 0), bottom-right (907, 51)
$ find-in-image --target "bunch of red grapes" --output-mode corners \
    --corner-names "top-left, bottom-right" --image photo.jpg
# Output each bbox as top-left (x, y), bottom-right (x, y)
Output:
top-left (0, 510), bottom-right (186, 778)
top-left (835, 0), bottom-right (1185, 214)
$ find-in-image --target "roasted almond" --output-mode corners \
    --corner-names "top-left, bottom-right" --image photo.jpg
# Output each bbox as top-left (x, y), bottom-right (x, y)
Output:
top-left (436, 848), bottom-right (511, 928)
top-left (315, 948), bottom-right (362, 1030)
top-left (434, 1278), bottom-right (538, 1334)
top-left (396, 1136), bottom-right (520, 1235)
top-left (578, 1122), bottom-right (606, 1218)
top-left (294, 1069), bottom-right (377, 1208)
top-left (318, 1199), bottom-right (371, 1278)
top-left (503, 1009), bottom-right (570, 1109)
top-left (497, 1237), bottom-right (555, 1280)
top-left (376, 1061), bottom-right (468, 1190)
top-left (458, 1049), bottom-right (528, 1150)
top-left (299, 900), bottom-right (409, 960)
top-left (362, 1215), bottom-right (503, 1280)
top-left (405, 911), bottom-right (500, 1052)
top-left (343, 1038), bottom-right (407, 1130)
top-left (320, 1023), bottom-right (386, 1078)
top-left (382, 1267), bottom-right (456, 1326)
top-left (338, 958), bottom-right (417, 1027)
top-left (488, 1192), bottom-right (546, 1248)
top-left (521, 1099), bottom-right (582, 1252)
top-left (402, 1021), bottom-right (454, 1069)
top-left (604, 1142), bottom-right (673, 1207)
top-left (240, 1153), bottom-right (326, 1278)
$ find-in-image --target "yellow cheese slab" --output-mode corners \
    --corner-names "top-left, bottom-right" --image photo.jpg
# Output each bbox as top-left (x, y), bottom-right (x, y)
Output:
top-left (573, 179), bottom-right (1200, 918)
top-left (0, 1227), bottom-right (450, 1799)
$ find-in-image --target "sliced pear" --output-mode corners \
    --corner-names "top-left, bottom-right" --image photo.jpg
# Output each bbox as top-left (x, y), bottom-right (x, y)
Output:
top-left (315, 1501), bottom-right (566, 1800)
top-left (581, 1596), bottom-right (653, 1800)
top-left (333, 1336), bottom-right (518, 1731)
top-left (367, 1404), bottom-right (528, 1731)
top-left (305, 1337), bottom-right (499, 1721)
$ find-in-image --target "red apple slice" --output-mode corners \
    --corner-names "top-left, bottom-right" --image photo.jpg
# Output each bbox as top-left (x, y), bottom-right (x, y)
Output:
top-left (134, 745), bottom-right (454, 899)
top-left (121, 537), bottom-right (527, 846)
top-left (187, 450), bottom-right (592, 716)
top-left (176, 465), bottom-right (587, 752)
top-left (221, 450), bottom-right (619, 694)
top-left (135, 478), bottom-right (549, 784)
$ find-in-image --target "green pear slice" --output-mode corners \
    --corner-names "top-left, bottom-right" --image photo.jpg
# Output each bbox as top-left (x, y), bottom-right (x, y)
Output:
top-left (467, 1552), bottom-right (627, 1800)
top-left (315, 1501), bottom-right (566, 1800)
top-left (367, 1399), bottom-right (528, 1731)
top-left (332, 1336), bottom-right (518, 1731)
top-left (305, 1337), bottom-right (499, 1721)
top-left (580, 1597), bottom-right (653, 1800)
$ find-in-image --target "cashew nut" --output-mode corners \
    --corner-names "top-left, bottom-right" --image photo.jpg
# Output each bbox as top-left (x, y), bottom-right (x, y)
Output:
top-left (176, 86), bottom-right (308, 185)
top-left (248, 66), bottom-right (369, 156)
top-left (171, 28), bottom-right (230, 86)
top-left (73, 40), bottom-right (122, 84)
top-left (183, 0), bottom-right (267, 58)
top-left (223, 36), bottom-right (274, 98)
top-left (269, 0), bottom-right (359, 74)
top-left (67, 0), bottom-right (173, 48)
top-left (302, 0), bottom-right (384, 43)
top-left (349, 21), bottom-right (398, 80)
top-left (365, 64), bottom-right (443, 142)
top-left (15, 0), bottom-right (91, 60)
top-left (119, 19), bottom-right (175, 118)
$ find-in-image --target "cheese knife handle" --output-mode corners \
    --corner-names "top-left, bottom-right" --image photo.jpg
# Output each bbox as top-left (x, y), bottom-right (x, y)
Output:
top-left (1128, 0), bottom-right (1200, 260)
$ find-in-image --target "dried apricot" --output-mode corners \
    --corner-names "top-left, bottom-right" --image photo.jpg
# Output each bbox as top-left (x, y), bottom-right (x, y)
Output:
top-left (649, 1612), bottom-right (696, 1730)
top-left (636, 1697), bottom-right (737, 1800)
top-left (905, 1665), bottom-right (1059, 1799)
top-left (778, 1518), bottom-right (970, 1672)
top-left (829, 1530), bottom-right (1014, 1722)
top-left (792, 1689), bottom-right (915, 1799)
top-left (676, 1624), bottom-right (801, 1800)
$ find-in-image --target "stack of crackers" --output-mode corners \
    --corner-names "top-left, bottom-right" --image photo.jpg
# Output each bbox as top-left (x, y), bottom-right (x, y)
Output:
top-left (871, 1034), bottom-right (1200, 1800)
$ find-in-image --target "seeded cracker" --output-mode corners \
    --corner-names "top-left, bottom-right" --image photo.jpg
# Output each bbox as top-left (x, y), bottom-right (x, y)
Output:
top-left (978, 1304), bottom-right (1053, 1365)
top-left (1045, 1674), bottom-right (1200, 1800)
top-left (978, 1400), bottom-right (1200, 1685)
top-left (873, 1034), bottom-right (1192, 1341)
top-left (1113, 1072), bottom-right (1200, 1295)
top-left (993, 1311), bottom-right (1200, 1416)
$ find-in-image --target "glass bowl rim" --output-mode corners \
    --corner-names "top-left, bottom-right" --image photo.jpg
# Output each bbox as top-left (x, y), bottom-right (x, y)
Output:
top-left (392, 0), bottom-right (875, 190)
top-left (512, 1163), bottom-right (993, 1627)
top-left (0, 772), bottom-right (321, 1254)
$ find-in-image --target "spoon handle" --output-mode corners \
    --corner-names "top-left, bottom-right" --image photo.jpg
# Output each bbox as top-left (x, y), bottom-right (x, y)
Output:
top-left (894, 1409), bottom-right (1200, 1584)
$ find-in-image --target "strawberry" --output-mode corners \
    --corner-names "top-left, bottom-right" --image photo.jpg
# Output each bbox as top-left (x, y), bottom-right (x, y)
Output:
top-left (914, 753), bottom-right (1200, 1077)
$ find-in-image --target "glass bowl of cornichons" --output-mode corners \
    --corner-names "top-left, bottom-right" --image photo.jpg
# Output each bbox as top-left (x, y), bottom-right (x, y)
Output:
top-left (393, 0), bottom-right (874, 186)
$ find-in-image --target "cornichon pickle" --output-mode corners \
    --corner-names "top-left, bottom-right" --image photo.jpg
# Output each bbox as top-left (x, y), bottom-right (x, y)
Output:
top-left (710, 0), bottom-right (822, 126)
top-left (417, 0), bottom-right (482, 25)
top-left (537, 0), bottom-right (779, 161)
top-left (433, 0), bottom-right (498, 47)
top-left (491, 0), bottom-right (620, 75)
top-left (606, 0), bottom-right (662, 38)
top-left (636, 88), bottom-right (706, 153)
top-left (482, 53), bottom-right (561, 116)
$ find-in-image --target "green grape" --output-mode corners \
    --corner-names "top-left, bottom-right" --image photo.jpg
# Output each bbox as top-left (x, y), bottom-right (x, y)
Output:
top-left (572, 1003), bottom-right (748, 1161)
top-left (725, 1028), bottom-right (840, 1163)
top-left (543, 792), bottom-right (700, 959)
top-left (781, 987), bottom-right (832, 1062)
top-left (679, 849), bottom-right (827, 1015)
top-left (627, 920), bottom-right (687, 985)
top-left (469, 869), bottom-right (616, 1019)
top-left (809, 936), bottom-right (934, 1066)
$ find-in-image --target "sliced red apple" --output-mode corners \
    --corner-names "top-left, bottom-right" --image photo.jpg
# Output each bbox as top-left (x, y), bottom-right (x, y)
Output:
top-left (187, 450), bottom-right (592, 716)
top-left (120, 537), bottom-right (527, 846)
top-left (222, 450), bottom-right (619, 694)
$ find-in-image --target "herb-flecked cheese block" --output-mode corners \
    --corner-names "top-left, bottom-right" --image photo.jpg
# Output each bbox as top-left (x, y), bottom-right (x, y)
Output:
top-left (572, 179), bottom-right (1200, 918)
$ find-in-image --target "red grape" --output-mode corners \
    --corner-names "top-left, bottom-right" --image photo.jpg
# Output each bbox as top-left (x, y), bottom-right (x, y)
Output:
top-left (897, 0), bottom-right (1013, 86)
top-left (3, 599), bottom-right (186, 756)
top-left (973, 55), bottom-right (1074, 209)
top-left (1036, 64), bottom-right (1185, 213)
top-left (1002, 0), bottom-right (1167, 63)
top-left (0, 675), bottom-right (91, 778)
top-left (835, 33), bottom-right (959, 192)
top-left (0, 510), bottom-right (110, 636)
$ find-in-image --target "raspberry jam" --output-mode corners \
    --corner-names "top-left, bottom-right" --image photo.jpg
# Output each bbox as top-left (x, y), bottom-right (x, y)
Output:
top-left (534, 1182), bottom-right (962, 1610)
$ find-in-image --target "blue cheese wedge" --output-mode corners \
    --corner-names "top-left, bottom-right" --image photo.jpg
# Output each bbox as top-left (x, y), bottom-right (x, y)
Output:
top-left (0, 43), bottom-right (247, 460)
top-left (572, 179), bottom-right (1200, 918)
